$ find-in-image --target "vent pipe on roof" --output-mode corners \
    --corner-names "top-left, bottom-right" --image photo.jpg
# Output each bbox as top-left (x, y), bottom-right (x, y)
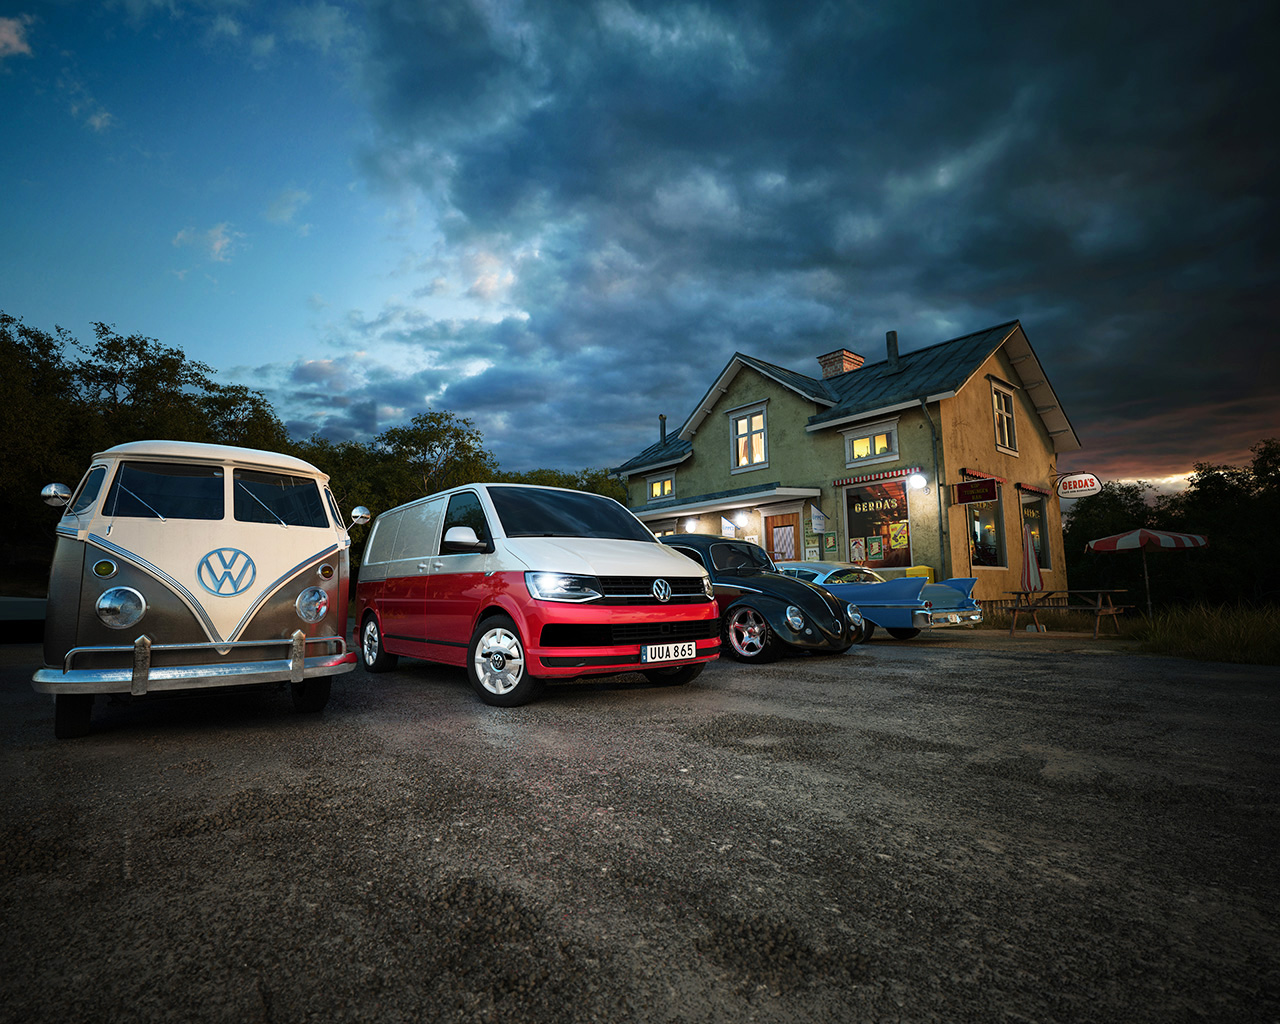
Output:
top-left (886, 330), bottom-right (900, 372)
top-left (659, 414), bottom-right (667, 444)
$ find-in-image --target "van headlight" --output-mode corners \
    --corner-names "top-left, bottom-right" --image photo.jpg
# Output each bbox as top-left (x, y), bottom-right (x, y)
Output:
top-left (96, 587), bottom-right (146, 629)
top-left (525, 572), bottom-right (603, 602)
top-left (295, 587), bottom-right (329, 623)
top-left (702, 575), bottom-right (715, 599)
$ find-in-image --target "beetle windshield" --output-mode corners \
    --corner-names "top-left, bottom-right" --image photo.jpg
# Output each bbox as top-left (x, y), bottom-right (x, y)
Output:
top-left (103, 462), bottom-right (224, 521)
top-left (709, 542), bottom-right (775, 573)
top-left (488, 486), bottom-right (654, 541)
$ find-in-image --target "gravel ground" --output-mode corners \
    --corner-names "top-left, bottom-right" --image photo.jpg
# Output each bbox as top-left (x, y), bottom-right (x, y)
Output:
top-left (1, 630), bottom-right (1277, 1024)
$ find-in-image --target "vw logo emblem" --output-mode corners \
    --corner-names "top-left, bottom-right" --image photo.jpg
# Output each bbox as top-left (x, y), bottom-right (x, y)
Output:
top-left (197, 548), bottom-right (257, 596)
top-left (652, 578), bottom-right (672, 603)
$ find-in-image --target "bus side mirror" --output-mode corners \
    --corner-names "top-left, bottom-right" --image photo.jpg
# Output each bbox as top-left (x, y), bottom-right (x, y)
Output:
top-left (42, 483), bottom-right (71, 507)
top-left (350, 506), bottom-right (371, 526)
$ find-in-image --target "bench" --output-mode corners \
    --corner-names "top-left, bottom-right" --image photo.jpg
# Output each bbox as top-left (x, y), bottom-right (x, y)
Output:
top-left (1006, 590), bottom-right (1132, 639)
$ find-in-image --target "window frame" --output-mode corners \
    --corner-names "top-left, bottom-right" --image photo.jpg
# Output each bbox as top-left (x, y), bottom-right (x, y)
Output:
top-left (992, 383), bottom-right (1018, 455)
top-left (729, 401), bottom-right (769, 474)
top-left (646, 473), bottom-right (675, 502)
top-left (840, 416), bottom-right (900, 469)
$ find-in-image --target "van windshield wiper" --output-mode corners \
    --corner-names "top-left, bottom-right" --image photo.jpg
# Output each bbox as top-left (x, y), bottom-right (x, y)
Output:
top-left (117, 485), bottom-right (166, 522)
top-left (237, 483), bottom-right (288, 525)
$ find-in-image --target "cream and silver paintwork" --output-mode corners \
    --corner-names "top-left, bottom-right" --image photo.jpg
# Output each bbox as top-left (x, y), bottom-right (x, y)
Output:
top-left (33, 441), bottom-right (363, 702)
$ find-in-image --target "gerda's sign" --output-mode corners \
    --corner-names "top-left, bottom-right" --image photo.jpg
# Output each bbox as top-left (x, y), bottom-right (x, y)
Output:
top-left (1056, 472), bottom-right (1102, 498)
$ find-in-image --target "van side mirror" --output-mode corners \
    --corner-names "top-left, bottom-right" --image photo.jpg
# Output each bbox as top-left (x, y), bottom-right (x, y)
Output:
top-left (350, 506), bottom-right (371, 526)
top-left (42, 483), bottom-right (71, 507)
top-left (442, 525), bottom-right (485, 552)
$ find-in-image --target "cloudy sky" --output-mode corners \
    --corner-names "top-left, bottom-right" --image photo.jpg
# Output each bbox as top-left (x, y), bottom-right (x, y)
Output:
top-left (2, 0), bottom-right (1276, 488)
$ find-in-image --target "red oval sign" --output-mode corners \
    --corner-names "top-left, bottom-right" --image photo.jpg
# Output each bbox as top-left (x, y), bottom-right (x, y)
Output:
top-left (1056, 472), bottom-right (1102, 498)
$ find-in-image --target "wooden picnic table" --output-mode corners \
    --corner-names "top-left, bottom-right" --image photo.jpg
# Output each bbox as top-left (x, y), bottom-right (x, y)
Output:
top-left (1005, 589), bottom-right (1131, 639)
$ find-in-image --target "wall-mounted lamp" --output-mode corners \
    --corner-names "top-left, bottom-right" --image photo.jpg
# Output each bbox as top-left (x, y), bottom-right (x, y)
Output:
top-left (907, 473), bottom-right (929, 494)
top-left (685, 519), bottom-right (698, 532)
top-left (734, 512), bottom-right (749, 527)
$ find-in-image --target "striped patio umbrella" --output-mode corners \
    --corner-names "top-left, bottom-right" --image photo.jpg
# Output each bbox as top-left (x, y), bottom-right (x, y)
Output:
top-left (1085, 529), bottom-right (1208, 617)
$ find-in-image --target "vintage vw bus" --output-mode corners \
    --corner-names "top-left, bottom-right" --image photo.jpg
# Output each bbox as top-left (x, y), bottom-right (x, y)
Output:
top-left (33, 440), bottom-right (369, 738)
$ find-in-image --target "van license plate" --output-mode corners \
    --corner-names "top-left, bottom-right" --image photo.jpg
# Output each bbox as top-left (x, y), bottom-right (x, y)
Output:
top-left (641, 641), bottom-right (697, 664)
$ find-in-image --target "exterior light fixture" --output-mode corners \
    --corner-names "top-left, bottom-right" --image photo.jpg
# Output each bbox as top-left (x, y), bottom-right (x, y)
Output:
top-left (907, 473), bottom-right (928, 491)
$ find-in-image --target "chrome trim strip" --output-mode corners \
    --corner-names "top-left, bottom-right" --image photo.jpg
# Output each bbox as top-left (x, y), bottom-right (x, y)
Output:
top-left (89, 533), bottom-right (222, 640)
top-left (56, 523), bottom-right (80, 539)
top-left (227, 544), bottom-right (341, 642)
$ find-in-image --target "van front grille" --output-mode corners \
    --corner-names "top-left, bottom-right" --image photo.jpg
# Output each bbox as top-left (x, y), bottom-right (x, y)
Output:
top-left (596, 576), bottom-right (709, 605)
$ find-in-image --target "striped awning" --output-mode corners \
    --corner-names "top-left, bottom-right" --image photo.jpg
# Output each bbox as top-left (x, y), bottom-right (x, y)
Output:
top-left (1016, 482), bottom-right (1053, 496)
top-left (959, 467), bottom-right (1007, 483)
top-left (833, 466), bottom-right (923, 488)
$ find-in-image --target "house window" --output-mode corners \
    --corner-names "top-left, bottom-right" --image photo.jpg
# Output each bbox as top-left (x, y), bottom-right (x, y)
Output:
top-left (731, 405), bottom-right (768, 471)
top-left (1021, 496), bottom-right (1051, 569)
top-left (968, 492), bottom-right (1006, 567)
top-left (993, 384), bottom-right (1018, 454)
top-left (647, 475), bottom-right (674, 501)
top-left (841, 418), bottom-right (899, 468)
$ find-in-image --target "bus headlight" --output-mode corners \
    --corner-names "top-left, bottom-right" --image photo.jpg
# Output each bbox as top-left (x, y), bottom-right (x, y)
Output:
top-left (96, 587), bottom-right (146, 629)
top-left (296, 587), bottom-right (329, 623)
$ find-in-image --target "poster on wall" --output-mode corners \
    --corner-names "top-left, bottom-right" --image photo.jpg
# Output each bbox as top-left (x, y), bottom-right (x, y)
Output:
top-left (850, 537), bottom-right (866, 561)
top-left (845, 480), bottom-right (912, 569)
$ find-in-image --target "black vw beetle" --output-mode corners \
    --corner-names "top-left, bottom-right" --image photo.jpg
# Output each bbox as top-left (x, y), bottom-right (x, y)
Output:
top-left (659, 534), bottom-right (866, 662)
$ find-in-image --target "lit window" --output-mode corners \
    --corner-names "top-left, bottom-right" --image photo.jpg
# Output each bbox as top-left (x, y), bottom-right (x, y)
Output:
top-left (993, 385), bottom-right (1017, 453)
top-left (648, 475), bottom-right (674, 501)
top-left (841, 419), bottom-right (899, 467)
top-left (1021, 496), bottom-right (1051, 569)
top-left (731, 406), bottom-right (768, 470)
top-left (968, 492), bottom-right (1006, 567)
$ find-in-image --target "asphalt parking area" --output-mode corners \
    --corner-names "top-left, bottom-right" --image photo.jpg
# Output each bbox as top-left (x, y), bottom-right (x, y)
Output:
top-left (1, 632), bottom-right (1276, 1023)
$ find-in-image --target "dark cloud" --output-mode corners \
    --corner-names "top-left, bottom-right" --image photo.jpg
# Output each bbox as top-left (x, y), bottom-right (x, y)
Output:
top-left (280, 0), bottom-right (1279, 478)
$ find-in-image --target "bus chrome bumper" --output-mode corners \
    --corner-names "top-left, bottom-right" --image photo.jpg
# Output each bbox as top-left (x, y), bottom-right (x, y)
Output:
top-left (33, 631), bottom-right (356, 695)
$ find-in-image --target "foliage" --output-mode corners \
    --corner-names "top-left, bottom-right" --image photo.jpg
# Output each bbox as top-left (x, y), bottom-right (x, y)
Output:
top-left (1064, 439), bottom-right (1279, 607)
top-left (2, 310), bottom-right (633, 584)
top-left (1132, 603), bottom-right (1280, 666)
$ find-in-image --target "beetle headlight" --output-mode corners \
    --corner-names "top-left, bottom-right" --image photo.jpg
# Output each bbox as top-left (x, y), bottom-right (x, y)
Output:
top-left (96, 587), bottom-right (146, 629)
top-left (525, 572), bottom-right (603, 602)
top-left (846, 603), bottom-right (864, 628)
top-left (785, 605), bottom-right (805, 630)
top-left (296, 587), bottom-right (329, 623)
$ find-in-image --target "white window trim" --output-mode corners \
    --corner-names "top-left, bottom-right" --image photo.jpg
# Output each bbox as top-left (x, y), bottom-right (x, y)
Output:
top-left (728, 401), bottom-right (769, 474)
top-left (992, 383), bottom-right (1019, 456)
top-left (839, 415), bottom-right (901, 469)
top-left (646, 472), bottom-right (675, 503)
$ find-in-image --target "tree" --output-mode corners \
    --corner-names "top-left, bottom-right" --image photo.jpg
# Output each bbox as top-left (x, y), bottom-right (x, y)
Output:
top-left (375, 410), bottom-right (499, 497)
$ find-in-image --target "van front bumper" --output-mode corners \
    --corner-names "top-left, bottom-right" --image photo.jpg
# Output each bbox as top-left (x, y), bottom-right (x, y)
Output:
top-left (32, 631), bottom-right (356, 696)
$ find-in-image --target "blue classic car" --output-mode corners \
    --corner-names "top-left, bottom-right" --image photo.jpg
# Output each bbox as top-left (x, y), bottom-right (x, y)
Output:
top-left (774, 561), bottom-right (982, 640)
top-left (660, 536), bottom-right (865, 661)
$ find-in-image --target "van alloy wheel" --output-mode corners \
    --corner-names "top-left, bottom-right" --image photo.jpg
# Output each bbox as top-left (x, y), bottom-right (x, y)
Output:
top-left (360, 616), bottom-right (398, 672)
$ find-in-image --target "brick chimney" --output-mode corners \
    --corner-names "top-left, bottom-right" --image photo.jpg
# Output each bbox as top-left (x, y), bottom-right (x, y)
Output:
top-left (817, 349), bottom-right (865, 379)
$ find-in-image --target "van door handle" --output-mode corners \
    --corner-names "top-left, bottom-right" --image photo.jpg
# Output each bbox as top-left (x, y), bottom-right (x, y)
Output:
top-left (417, 562), bottom-right (430, 571)
top-left (432, 561), bottom-right (445, 570)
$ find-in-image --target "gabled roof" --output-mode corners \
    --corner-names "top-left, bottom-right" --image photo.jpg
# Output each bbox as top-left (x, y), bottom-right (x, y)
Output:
top-left (808, 320), bottom-right (1080, 452)
top-left (614, 319), bottom-right (1080, 477)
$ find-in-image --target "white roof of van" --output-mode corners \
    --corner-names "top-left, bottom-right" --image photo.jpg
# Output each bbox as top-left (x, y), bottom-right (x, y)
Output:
top-left (93, 440), bottom-right (326, 479)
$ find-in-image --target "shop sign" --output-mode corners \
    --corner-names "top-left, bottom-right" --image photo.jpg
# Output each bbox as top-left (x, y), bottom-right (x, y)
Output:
top-left (952, 478), bottom-right (998, 505)
top-left (1056, 472), bottom-right (1102, 498)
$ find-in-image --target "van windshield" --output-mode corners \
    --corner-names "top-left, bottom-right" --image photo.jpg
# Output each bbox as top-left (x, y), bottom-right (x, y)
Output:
top-left (104, 462), bottom-right (224, 521)
top-left (234, 470), bottom-right (329, 527)
top-left (488, 487), bottom-right (654, 542)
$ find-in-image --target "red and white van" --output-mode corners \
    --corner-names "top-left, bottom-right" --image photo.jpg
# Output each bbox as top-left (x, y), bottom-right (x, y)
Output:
top-left (354, 483), bottom-right (719, 705)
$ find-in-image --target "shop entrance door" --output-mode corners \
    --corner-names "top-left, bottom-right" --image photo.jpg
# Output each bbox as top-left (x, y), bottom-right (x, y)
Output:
top-left (764, 513), bottom-right (799, 563)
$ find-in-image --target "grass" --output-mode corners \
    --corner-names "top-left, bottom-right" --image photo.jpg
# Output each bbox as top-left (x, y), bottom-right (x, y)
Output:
top-left (982, 602), bottom-right (1279, 666)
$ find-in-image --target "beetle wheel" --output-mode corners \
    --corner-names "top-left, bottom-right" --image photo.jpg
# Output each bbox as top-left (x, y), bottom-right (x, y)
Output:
top-left (723, 606), bottom-right (780, 663)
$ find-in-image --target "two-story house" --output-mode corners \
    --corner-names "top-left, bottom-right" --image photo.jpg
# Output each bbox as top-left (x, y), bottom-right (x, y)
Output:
top-left (611, 320), bottom-right (1080, 603)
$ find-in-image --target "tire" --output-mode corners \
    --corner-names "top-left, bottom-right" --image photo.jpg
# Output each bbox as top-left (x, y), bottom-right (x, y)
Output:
top-left (54, 694), bottom-right (93, 739)
top-left (722, 605), bottom-right (780, 663)
top-left (359, 615), bottom-right (398, 672)
top-left (290, 678), bottom-right (332, 713)
top-left (467, 615), bottom-right (543, 707)
top-left (888, 627), bottom-right (922, 640)
top-left (642, 662), bottom-right (705, 685)
top-left (856, 622), bottom-right (876, 643)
